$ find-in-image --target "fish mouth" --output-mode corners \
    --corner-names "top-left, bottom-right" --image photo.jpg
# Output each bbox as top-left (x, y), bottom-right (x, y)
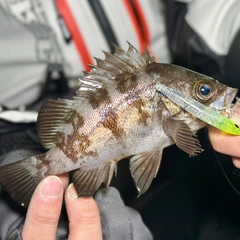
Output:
top-left (213, 87), bottom-right (238, 118)
top-left (219, 106), bottom-right (234, 118)
top-left (225, 87), bottom-right (238, 104)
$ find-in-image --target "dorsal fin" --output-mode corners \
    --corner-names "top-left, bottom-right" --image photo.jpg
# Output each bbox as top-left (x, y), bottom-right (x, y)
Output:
top-left (37, 43), bottom-right (154, 148)
top-left (37, 99), bottom-right (75, 149)
top-left (76, 42), bottom-right (155, 97)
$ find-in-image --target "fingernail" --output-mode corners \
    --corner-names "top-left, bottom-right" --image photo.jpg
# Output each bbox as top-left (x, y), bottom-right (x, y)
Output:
top-left (68, 183), bottom-right (78, 199)
top-left (41, 176), bottom-right (62, 199)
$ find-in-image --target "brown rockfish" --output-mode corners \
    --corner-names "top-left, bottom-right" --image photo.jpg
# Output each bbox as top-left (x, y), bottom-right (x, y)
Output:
top-left (0, 43), bottom-right (237, 207)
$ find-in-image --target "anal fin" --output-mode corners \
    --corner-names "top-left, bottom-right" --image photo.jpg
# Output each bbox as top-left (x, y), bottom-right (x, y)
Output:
top-left (130, 150), bottom-right (162, 196)
top-left (73, 160), bottom-right (117, 196)
top-left (0, 156), bottom-right (43, 207)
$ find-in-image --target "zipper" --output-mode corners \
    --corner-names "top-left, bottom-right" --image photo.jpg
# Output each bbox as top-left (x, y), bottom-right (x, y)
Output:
top-left (87, 0), bottom-right (119, 53)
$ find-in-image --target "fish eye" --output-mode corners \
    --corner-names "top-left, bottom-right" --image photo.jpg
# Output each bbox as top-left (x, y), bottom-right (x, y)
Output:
top-left (194, 80), bottom-right (216, 101)
top-left (200, 85), bottom-right (211, 96)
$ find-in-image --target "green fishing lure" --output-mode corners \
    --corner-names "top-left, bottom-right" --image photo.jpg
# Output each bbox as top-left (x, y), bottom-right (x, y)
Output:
top-left (156, 83), bottom-right (240, 135)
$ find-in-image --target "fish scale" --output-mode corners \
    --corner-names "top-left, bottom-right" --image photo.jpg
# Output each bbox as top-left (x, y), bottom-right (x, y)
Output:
top-left (0, 43), bottom-right (237, 207)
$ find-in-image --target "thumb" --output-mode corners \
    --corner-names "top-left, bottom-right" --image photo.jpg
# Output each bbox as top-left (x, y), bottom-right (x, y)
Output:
top-left (22, 176), bottom-right (63, 240)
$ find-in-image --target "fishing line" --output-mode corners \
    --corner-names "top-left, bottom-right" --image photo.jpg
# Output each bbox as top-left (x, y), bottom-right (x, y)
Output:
top-left (213, 149), bottom-right (240, 196)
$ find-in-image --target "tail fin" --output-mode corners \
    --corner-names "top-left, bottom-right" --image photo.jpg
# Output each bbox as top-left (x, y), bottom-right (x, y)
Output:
top-left (0, 156), bottom-right (44, 207)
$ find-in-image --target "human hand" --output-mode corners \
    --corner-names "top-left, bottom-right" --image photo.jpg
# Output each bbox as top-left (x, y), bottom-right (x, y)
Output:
top-left (209, 99), bottom-right (240, 168)
top-left (21, 174), bottom-right (102, 240)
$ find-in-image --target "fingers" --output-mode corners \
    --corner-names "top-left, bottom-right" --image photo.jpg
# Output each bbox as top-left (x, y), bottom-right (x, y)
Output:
top-left (22, 176), bottom-right (64, 240)
top-left (65, 184), bottom-right (102, 240)
top-left (232, 157), bottom-right (240, 168)
top-left (209, 100), bottom-right (240, 168)
top-left (21, 175), bottom-right (102, 240)
top-left (58, 172), bottom-right (69, 189)
top-left (208, 126), bottom-right (240, 157)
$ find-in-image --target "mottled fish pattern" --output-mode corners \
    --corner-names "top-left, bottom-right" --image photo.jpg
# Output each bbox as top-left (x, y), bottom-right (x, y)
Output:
top-left (0, 43), bottom-right (237, 207)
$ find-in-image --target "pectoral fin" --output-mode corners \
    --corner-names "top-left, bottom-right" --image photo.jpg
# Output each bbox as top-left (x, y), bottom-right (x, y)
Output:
top-left (73, 160), bottom-right (117, 196)
top-left (130, 150), bottom-right (162, 196)
top-left (163, 118), bottom-right (203, 156)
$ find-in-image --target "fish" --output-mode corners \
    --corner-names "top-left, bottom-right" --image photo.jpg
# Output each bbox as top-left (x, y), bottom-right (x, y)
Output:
top-left (0, 42), bottom-right (237, 207)
top-left (156, 83), bottom-right (240, 135)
